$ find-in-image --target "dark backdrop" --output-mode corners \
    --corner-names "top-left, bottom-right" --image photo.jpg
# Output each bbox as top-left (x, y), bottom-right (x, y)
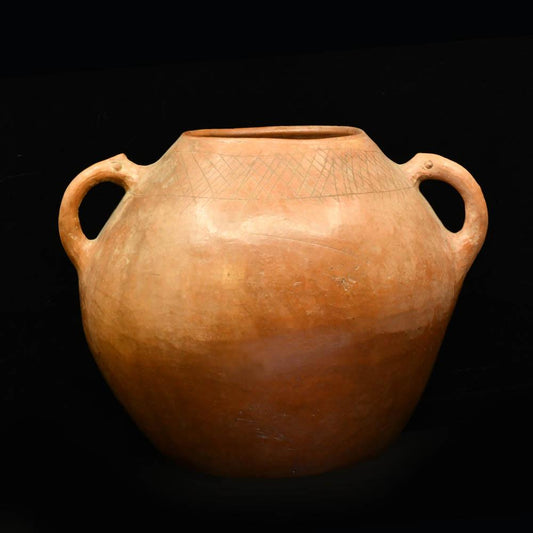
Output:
top-left (1, 13), bottom-right (532, 532)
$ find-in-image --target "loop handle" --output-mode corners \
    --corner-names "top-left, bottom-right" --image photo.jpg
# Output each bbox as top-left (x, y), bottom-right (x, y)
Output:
top-left (402, 153), bottom-right (488, 280)
top-left (58, 154), bottom-right (139, 271)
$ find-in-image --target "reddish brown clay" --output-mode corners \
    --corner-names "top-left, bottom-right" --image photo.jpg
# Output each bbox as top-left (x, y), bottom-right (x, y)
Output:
top-left (58, 126), bottom-right (488, 477)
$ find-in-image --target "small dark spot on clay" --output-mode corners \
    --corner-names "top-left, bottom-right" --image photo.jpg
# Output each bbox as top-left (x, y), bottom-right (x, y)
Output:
top-left (111, 161), bottom-right (122, 171)
top-left (424, 160), bottom-right (433, 170)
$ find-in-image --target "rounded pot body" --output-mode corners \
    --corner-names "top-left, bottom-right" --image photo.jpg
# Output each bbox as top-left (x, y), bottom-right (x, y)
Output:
top-left (59, 126), bottom-right (488, 477)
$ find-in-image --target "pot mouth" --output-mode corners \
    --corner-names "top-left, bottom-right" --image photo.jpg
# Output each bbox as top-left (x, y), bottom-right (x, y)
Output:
top-left (184, 125), bottom-right (363, 141)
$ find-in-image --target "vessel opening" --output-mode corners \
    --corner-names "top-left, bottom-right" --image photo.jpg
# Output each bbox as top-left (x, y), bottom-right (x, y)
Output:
top-left (186, 126), bottom-right (361, 140)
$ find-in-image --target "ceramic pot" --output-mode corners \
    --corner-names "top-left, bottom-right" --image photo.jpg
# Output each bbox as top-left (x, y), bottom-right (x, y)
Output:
top-left (58, 126), bottom-right (488, 477)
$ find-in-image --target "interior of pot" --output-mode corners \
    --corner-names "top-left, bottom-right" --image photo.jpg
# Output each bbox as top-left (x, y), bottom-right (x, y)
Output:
top-left (185, 126), bottom-right (361, 140)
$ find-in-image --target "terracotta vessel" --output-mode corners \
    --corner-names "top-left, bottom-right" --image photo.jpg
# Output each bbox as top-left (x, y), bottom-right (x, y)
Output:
top-left (59, 126), bottom-right (488, 477)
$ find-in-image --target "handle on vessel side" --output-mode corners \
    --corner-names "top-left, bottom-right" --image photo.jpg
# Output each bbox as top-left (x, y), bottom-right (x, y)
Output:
top-left (58, 154), bottom-right (139, 271)
top-left (401, 153), bottom-right (488, 280)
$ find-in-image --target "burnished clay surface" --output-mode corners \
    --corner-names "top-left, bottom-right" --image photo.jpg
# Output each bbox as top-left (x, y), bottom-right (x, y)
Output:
top-left (59, 126), bottom-right (488, 477)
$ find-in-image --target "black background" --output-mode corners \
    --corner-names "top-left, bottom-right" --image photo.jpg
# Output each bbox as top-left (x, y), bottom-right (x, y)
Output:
top-left (1, 8), bottom-right (532, 532)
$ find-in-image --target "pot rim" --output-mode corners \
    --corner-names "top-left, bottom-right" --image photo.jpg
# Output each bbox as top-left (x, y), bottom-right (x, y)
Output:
top-left (183, 125), bottom-right (364, 142)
